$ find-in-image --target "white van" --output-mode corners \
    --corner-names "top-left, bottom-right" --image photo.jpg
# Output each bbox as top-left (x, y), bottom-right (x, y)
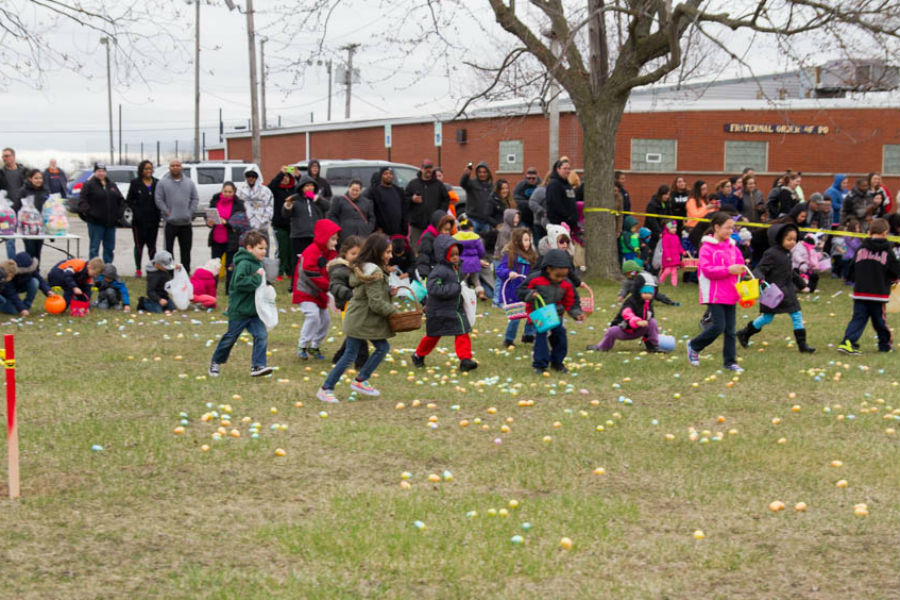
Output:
top-left (153, 161), bottom-right (260, 217)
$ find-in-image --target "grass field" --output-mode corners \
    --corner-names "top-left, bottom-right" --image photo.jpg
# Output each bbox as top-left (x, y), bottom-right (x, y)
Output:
top-left (0, 275), bottom-right (897, 599)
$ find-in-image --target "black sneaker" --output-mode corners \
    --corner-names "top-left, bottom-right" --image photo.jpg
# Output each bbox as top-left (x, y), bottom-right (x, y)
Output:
top-left (550, 363), bottom-right (568, 373)
top-left (533, 367), bottom-right (547, 375)
top-left (643, 341), bottom-right (663, 353)
top-left (521, 335), bottom-right (535, 344)
top-left (208, 362), bottom-right (221, 377)
top-left (459, 358), bottom-right (479, 372)
top-left (411, 354), bottom-right (425, 368)
top-left (250, 366), bottom-right (274, 377)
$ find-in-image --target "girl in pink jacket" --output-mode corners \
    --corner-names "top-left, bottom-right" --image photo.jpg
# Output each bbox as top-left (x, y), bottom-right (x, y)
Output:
top-left (687, 212), bottom-right (747, 372)
top-left (659, 221), bottom-right (686, 286)
top-left (190, 258), bottom-right (220, 309)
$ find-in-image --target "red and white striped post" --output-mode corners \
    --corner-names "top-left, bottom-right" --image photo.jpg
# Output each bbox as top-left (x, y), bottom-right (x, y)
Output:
top-left (5, 334), bottom-right (19, 499)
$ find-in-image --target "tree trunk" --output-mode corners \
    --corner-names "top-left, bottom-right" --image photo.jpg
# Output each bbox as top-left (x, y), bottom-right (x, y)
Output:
top-left (579, 96), bottom-right (628, 280)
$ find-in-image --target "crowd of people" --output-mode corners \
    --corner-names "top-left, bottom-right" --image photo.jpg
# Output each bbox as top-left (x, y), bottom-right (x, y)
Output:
top-left (1, 147), bottom-right (898, 398)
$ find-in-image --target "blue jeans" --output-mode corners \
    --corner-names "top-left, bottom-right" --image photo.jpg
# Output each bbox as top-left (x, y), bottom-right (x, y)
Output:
top-left (690, 303), bottom-right (737, 367)
top-left (505, 318), bottom-right (535, 344)
top-left (843, 300), bottom-right (891, 350)
top-left (753, 311), bottom-right (804, 331)
top-left (322, 337), bottom-right (389, 390)
top-left (211, 317), bottom-right (269, 368)
top-left (0, 278), bottom-right (40, 314)
top-left (87, 222), bottom-right (116, 263)
top-left (492, 260), bottom-right (503, 305)
top-left (4, 238), bottom-right (15, 259)
top-left (533, 323), bottom-right (567, 369)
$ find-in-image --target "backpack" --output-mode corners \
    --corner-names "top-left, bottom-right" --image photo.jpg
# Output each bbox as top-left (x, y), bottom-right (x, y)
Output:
top-left (17, 196), bottom-right (43, 235)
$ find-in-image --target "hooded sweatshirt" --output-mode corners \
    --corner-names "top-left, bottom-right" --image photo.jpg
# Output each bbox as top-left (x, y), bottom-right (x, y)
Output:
top-left (307, 160), bottom-right (333, 200)
top-left (697, 234), bottom-right (744, 305)
top-left (517, 249), bottom-right (582, 319)
top-left (825, 174), bottom-right (847, 226)
top-left (424, 235), bottom-right (471, 337)
top-left (292, 218), bottom-right (341, 307)
top-left (2, 252), bottom-right (51, 312)
top-left (755, 223), bottom-right (805, 315)
top-left (546, 170), bottom-right (578, 231)
top-left (226, 248), bottom-right (263, 320)
top-left (660, 225), bottom-right (683, 268)
top-left (493, 208), bottom-right (520, 260)
top-left (237, 173), bottom-right (274, 229)
top-left (459, 162), bottom-right (495, 223)
top-left (453, 229), bottom-right (486, 275)
top-left (284, 175), bottom-right (331, 239)
top-left (538, 223), bottom-right (574, 257)
top-left (849, 237), bottom-right (900, 301)
top-left (267, 171), bottom-right (296, 230)
top-left (414, 209), bottom-right (448, 279)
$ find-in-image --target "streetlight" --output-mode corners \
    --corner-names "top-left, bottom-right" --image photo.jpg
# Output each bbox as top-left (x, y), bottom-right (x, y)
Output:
top-left (187, 0), bottom-right (201, 161)
top-left (100, 37), bottom-right (114, 164)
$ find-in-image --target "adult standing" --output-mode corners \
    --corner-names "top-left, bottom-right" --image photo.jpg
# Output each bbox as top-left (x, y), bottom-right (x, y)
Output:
top-left (669, 176), bottom-right (691, 226)
top-left (615, 171), bottom-right (631, 212)
top-left (14, 169), bottom-right (50, 262)
top-left (369, 167), bottom-right (408, 237)
top-left (405, 158), bottom-right (450, 242)
top-left (328, 179), bottom-right (376, 242)
top-left (766, 172), bottom-right (800, 220)
top-left (841, 178), bottom-right (873, 227)
top-left (126, 160), bottom-right (160, 277)
top-left (513, 167), bottom-right (541, 229)
top-left (740, 174), bottom-right (764, 222)
top-left (459, 161), bottom-right (495, 235)
top-left (546, 158), bottom-right (578, 233)
top-left (868, 172), bottom-right (893, 214)
top-left (805, 192), bottom-right (832, 231)
top-left (1, 147), bottom-right (27, 258)
top-left (43, 159), bottom-right (68, 198)
top-left (644, 184), bottom-right (672, 250)
top-left (307, 159), bottom-right (333, 201)
top-left (686, 180), bottom-right (715, 230)
top-left (207, 181), bottom-right (245, 293)
top-left (824, 174), bottom-right (849, 227)
top-left (283, 175), bottom-right (331, 260)
top-left (78, 163), bottom-right (124, 264)
top-left (236, 167), bottom-right (274, 242)
top-left (155, 159), bottom-right (199, 273)
top-left (268, 166), bottom-right (297, 278)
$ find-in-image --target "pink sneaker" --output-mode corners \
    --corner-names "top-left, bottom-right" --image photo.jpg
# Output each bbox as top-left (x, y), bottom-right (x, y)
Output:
top-left (350, 380), bottom-right (380, 397)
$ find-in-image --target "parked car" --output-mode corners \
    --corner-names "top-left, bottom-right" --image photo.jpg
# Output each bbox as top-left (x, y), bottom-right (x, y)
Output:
top-left (65, 165), bottom-right (137, 226)
top-left (153, 161), bottom-right (260, 218)
top-left (292, 159), bottom-right (466, 212)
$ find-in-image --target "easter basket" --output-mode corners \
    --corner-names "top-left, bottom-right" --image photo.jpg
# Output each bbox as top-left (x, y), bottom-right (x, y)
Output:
top-left (69, 294), bottom-right (91, 317)
top-left (580, 282), bottom-right (595, 315)
top-left (681, 254), bottom-right (699, 271)
top-left (529, 294), bottom-right (560, 334)
top-left (735, 266), bottom-right (759, 308)
top-left (388, 286), bottom-right (423, 333)
top-left (501, 278), bottom-right (527, 321)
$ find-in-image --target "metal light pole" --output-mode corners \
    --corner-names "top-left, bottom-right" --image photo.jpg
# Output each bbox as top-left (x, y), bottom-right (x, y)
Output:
top-left (547, 33), bottom-right (561, 171)
top-left (100, 37), bottom-right (114, 164)
top-left (192, 0), bottom-right (201, 161)
top-left (245, 0), bottom-right (261, 165)
top-left (260, 37), bottom-right (267, 129)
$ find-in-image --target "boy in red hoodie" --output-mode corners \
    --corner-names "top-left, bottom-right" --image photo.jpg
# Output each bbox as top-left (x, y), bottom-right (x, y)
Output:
top-left (293, 219), bottom-right (341, 359)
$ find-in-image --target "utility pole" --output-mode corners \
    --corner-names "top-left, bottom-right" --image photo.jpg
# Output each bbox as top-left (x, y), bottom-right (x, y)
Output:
top-left (118, 104), bottom-right (122, 164)
top-left (100, 37), bottom-right (114, 165)
top-left (547, 33), bottom-right (561, 171)
top-left (246, 0), bottom-right (262, 165)
top-left (260, 37), bottom-right (267, 130)
top-left (325, 59), bottom-right (333, 121)
top-left (193, 0), bottom-right (201, 161)
top-left (341, 43), bottom-right (359, 119)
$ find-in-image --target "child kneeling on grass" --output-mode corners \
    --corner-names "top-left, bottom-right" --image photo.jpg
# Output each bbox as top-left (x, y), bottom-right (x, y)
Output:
top-left (137, 250), bottom-right (176, 314)
top-left (47, 257), bottom-right (104, 307)
top-left (589, 282), bottom-right (661, 352)
top-left (209, 230), bottom-right (275, 378)
top-left (517, 249), bottom-right (585, 374)
top-left (411, 234), bottom-right (478, 373)
top-left (317, 233), bottom-right (399, 403)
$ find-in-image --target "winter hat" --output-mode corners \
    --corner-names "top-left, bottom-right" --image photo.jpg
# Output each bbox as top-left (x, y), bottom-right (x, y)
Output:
top-left (665, 220), bottom-right (677, 232)
top-left (738, 228), bottom-right (752, 243)
top-left (93, 162), bottom-right (107, 172)
top-left (542, 249), bottom-right (571, 269)
top-left (639, 227), bottom-right (651, 241)
top-left (621, 259), bottom-right (642, 275)
top-left (623, 215), bottom-right (639, 231)
top-left (639, 285), bottom-right (655, 294)
top-left (102, 265), bottom-right (119, 281)
top-left (198, 257), bottom-right (222, 275)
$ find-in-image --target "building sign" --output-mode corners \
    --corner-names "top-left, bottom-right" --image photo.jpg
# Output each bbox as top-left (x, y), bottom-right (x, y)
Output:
top-left (724, 123), bottom-right (829, 135)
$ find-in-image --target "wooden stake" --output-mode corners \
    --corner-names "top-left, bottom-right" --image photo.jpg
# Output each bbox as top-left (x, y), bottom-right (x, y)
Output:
top-left (5, 334), bottom-right (18, 499)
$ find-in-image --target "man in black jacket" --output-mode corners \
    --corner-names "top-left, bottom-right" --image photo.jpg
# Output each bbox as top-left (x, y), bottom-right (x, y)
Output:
top-left (369, 167), bottom-right (408, 237)
top-left (460, 161), bottom-right (495, 234)
top-left (1, 147), bottom-right (28, 259)
top-left (405, 159), bottom-right (450, 242)
top-left (513, 167), bottom-right (541, 228)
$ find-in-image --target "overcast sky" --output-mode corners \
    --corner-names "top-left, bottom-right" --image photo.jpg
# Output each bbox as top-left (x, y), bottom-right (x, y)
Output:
top-left (0, 1), bottom-right (849, 173)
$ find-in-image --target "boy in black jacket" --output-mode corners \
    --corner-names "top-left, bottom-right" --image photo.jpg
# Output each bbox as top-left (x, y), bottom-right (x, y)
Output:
top-left (518, 249), bottom-right (585, 373)
top-left (837, 219), bottom-right (900, 354)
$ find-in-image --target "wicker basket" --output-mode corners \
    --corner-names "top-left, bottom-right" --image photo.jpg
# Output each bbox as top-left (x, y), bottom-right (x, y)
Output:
top-left (388, 286), bottom-right (424, 333)
top-left (579, 283), bottom-right (595, 315)
top-left (682, 254), bottom-right (699, 271)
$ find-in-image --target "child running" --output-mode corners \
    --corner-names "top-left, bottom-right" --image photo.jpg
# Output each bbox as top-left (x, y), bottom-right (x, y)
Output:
top-left (328, 235), bottom-right (368, 369)
top-left (837, 218), bottom-right (900, 354)
top-left (496, 227), bottom-right (538, 348)
top-left (317, 233), bottom-right (399, 403)
top-left (209, 230), bottom-right (275, 378)
top-left (736, 223), bottom-right (815, 353)
top-left (293, 219), bottom-right (341, 360)
top-left (411, 234), bottom-right (478, 372)
top-left (686, 212), bottom-right (746, 372)
top-left (517, 248), bottom-right (585, 373)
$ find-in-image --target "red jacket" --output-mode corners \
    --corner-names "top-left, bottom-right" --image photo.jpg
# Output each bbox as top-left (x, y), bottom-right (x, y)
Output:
top-left (292, 219), bottom-right (341, 306)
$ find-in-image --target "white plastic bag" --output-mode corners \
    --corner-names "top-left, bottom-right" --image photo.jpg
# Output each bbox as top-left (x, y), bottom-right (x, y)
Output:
top-left (388, 271), bottom-right (414, 301)
top-left (255, 278), bottom-right (279, 330)
top-left (0, 191), bottom-right (16, 235)
top-left (651, 240), bottom-right (663, 270)
top-left (17, 196), bottom-right (42, 235)
top-left (164, 266), bottom-right (194, 311)
top-left (460, 282), bottom-right (477, 327)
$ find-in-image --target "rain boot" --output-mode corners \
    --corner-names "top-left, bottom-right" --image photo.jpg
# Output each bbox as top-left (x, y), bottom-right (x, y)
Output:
top-left (794, 328), bottom-right (816, 353)
top-left (736, 322), bottom-right (761, 348)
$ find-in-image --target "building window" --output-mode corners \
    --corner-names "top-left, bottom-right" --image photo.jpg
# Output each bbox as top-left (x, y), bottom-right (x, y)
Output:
top-left (630, 138), bottom-right (677, 171)
top-left (883, 144), bottom-right (900, 176)
top-left (498, 140), bottom-right (523, 173)
top-left (724, 141), bottom-right (768, 173)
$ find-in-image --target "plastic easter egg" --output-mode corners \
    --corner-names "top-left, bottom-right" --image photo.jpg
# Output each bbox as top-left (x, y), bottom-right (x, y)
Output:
top-left (657, 334), bottom-right (676, 352)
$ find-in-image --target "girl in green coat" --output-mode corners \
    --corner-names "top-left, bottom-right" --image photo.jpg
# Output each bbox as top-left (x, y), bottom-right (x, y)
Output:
top-left (317, 233), bottom-right (398, 403)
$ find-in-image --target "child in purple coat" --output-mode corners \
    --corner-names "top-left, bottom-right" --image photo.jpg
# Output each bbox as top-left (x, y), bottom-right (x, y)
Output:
top-left (453, 216), bottom-right (489, 299)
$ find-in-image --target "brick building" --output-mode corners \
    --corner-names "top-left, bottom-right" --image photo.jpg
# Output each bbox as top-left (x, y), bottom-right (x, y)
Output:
top-left (222, 94), bottom-right (900, 213)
